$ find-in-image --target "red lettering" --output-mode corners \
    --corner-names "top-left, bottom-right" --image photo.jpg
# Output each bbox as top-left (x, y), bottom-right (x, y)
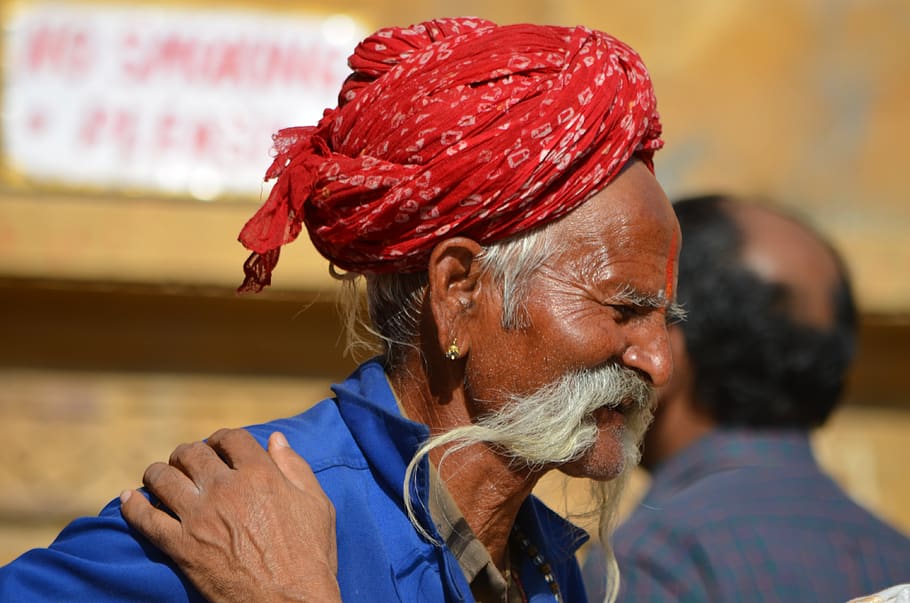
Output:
top-left (123, 34), bottom-right (199, 82)
top-left (284, 44), bottom-right (314, 87)
top-left (25, 24), bottom-right (94, 76)
top-left (281, 44), bottom-right (346, 89)
top-left (257, 44), bottom-right (280, 86)
top-left (120, 31), bottom-right (145, 81)
top-left (77, 107), bottom-right (138, 154)
top-left (26, 25), bottom-right (59, 70)
top-left (27, 109), bottom-right (48, 135)
top-left (119, 31), bottom-right (348, 90)
top-left (112, 110), bottom-right (137, 154)
top-left (210, 41), bottom-right (244, 85)
top-left (192, 122), bottom-right (214, 157)
top-left (157, 35), bottom-right (198, 80)
top-left (70, 29), bottom-right (91, 73)
top-left (78, 107), bottom-right (107, 146)
top-left (156, 113), bottom-right (178, 151)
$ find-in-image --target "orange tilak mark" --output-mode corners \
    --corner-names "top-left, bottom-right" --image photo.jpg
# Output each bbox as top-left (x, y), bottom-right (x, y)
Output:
top-left (664, 228), bottom-right (679, 301)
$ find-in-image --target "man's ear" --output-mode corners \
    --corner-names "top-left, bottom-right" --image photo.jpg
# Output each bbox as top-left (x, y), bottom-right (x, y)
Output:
top-left (426, 237), bottom-right (485, 360)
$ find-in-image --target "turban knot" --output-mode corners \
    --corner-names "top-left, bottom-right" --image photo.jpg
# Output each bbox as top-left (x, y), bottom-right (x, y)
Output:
top-left (239, 17), bottom-right (663, 291)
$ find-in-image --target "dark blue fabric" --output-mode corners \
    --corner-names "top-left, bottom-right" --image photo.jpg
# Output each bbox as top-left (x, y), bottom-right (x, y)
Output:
top-left (0, 358), bottom-right (588, 602)
top-left (582, 430), bottom-right (910, 602)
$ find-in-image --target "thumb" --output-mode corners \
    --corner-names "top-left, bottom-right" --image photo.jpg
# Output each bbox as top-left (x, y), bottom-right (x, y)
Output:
top-left (267, 432), bottom-right (320, 492)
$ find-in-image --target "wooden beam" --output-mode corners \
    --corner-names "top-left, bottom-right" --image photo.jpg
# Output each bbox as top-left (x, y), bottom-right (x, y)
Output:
top-left (1, 277), bottom-right (907, 408)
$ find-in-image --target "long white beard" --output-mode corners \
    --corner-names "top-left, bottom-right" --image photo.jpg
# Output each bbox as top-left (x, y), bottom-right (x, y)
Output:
top-left (403, 363), bottom-right (655, 542)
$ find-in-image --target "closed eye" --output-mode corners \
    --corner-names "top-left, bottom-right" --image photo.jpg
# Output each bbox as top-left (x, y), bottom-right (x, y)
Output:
top-left (607, 303), bottom-right (646, 322)
top-left (604, 284), bottom-right (686, 324)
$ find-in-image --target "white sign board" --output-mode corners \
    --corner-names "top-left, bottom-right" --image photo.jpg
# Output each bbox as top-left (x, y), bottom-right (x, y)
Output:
top-left (2, 4), bottom-right (364, 199)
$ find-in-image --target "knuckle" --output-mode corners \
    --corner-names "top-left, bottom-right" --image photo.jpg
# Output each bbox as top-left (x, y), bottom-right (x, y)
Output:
top-left (142, 462), bottom-right (168, 486)
top-left (208, 427), bottom-right (258, 459)
top-left (206, 427), bottom-right (232, 443)
top-left (220, 427), bottom-right (255, 448)
top-left (168, 441), bottom-right (197, 466)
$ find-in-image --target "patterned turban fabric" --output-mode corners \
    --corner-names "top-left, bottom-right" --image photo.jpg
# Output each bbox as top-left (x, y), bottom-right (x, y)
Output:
top-left (238, 17), bottom-right (663, 292)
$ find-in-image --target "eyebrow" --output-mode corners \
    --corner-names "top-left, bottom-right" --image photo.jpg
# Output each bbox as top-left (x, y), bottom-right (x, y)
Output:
top-left (608, 283), bottom-right (688, 323)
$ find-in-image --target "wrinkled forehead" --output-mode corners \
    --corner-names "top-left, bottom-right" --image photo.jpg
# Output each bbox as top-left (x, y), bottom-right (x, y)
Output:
top-left (551, 161), bottom-right (679, 291)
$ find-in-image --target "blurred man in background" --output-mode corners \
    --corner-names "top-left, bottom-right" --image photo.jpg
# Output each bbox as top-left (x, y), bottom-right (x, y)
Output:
top-left (583, 194), bottom-right (910, 602)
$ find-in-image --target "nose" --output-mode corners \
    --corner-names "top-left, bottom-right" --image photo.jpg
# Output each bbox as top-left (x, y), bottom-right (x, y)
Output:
top-left (621, 322), bottom-right (673, 387)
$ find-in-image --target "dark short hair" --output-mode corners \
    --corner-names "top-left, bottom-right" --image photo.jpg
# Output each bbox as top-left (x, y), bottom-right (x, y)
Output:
top-left (673, 195), bottom-right (858, 428)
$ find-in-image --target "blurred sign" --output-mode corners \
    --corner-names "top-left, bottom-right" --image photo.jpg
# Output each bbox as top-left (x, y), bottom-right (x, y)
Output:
top-left (1, 4), bottom-right (364, 199)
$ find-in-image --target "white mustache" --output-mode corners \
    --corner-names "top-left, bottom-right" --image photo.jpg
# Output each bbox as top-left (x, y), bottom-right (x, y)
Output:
top-left (402, 363), bottom-right (655, 543)
top-left (472, 363), bottom-right (655, 467)
top-left (576, 364), bottom-right (655, 414)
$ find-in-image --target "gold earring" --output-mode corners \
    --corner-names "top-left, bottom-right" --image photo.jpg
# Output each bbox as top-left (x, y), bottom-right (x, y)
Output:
top-left (445, 338), bottom-right (460, 360)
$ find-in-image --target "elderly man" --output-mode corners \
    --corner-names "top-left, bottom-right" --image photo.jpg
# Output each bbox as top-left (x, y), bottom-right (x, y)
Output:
top-left (584, 195), bottom-right (910, 601)
top-left (0, 17), bottom-right (680, 602)
top-left (119, 197), bottom-right (910, 603)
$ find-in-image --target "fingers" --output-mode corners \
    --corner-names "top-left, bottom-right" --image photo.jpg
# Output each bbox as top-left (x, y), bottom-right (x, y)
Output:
top-left (119, 489), bottom-right (184, 560)
top-left (267, 432), bottom-right (321, 492)
top-left (164, 429), bottom-right (264, 491)
top-left (167, 441), bottom-right (229, 490)
top-left (205, 428), bottom-right (268, 470)
top-left (141, 461), bottom-right (200, 518)
top-left (139, 430), bottom-right (272, 517)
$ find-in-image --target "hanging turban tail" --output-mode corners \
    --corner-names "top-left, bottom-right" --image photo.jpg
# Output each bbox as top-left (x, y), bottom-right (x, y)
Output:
top-left (238, 17), bottom-right (663, 292)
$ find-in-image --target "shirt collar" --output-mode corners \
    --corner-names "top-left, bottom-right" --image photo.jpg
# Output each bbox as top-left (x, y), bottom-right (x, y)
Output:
top-left (332, 358), bottom-right (589, 561)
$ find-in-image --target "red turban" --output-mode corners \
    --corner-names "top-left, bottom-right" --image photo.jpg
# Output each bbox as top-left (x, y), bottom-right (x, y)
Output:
top-left (238, 17), bottom-right (662, 292)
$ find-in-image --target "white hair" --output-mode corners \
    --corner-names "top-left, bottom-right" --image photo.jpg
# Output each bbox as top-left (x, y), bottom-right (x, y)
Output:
top-left (335, 224), bottom-right (558, 368)
top-left (331, 223), bottom-right (648, 603)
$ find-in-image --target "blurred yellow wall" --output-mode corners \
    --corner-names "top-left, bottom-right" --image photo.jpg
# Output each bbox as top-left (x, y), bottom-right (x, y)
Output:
top-left (3, 0), bottom-right (907, 309)
top-left (1, 368), bottom-right (907, 564)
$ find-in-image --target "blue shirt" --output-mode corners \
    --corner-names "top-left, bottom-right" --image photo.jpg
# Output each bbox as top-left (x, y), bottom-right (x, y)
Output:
top-left (583, 430), bottom-right (910, 602)
top-left (1, 358), bottom-right (588, 602)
